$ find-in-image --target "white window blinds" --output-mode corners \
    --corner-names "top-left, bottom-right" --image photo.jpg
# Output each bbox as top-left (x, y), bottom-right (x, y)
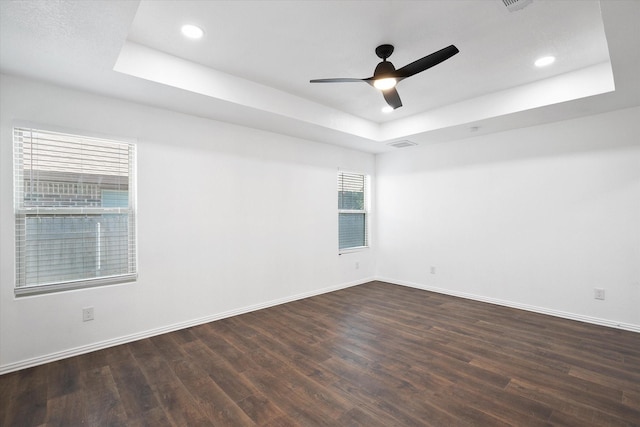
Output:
top-left (13, 127), bottom-right (137, 295)
top-left (338, 171), bottom-right (368, 251)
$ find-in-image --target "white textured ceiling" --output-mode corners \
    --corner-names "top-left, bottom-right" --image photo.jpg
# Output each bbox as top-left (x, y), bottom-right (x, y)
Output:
top-left (127, 0), bottom-right (610, 122)
top-left (1, 0), bottom-right (639, 153)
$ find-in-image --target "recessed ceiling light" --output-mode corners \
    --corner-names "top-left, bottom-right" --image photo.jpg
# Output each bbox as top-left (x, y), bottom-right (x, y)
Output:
top-left (534, 56), bottom-right (555, 67)
top-left (382, 105), bottom-right (394, 113)
top-left (181, 24), bottom-right (204, 39)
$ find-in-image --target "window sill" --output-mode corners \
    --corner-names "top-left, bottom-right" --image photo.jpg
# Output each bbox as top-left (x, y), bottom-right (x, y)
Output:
top-left (15, 274), bottom-right (137, 297)
top-left (339, 246), bottom-right (369, 255)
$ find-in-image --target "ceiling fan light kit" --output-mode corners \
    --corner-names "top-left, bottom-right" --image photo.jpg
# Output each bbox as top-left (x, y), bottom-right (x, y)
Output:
top-left (310, 44), bottom-right (459, 110)
top-left (373, 78), bottom-right (397, 90)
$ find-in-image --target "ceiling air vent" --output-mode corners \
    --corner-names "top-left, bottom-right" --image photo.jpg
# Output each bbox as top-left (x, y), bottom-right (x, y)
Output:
top-left (502, 0), bottom-right (533, 12)
top-left (387, 140), bottom-right (417, 149)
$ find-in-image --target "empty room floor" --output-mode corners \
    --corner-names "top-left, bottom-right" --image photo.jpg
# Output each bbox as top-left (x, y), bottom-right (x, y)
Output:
top-left (1, 281), bottom-right (639, 426)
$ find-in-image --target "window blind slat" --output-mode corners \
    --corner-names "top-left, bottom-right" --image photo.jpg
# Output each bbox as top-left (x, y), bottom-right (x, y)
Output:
top-left (14, 127), bottom-right (137, 293)
top-left (338, 171), bottom-right (368, 250)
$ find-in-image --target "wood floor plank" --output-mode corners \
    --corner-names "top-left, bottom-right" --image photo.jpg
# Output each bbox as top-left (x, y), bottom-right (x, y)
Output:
top-left (190, 323), bottom-right (256, 373)
top-left (510, 374), bottom-right (640, 422)
top-left (2, 365), bottom-right (48, 426)
top-left (623, 390), bottom-right (640, 410)
top-left (506, 377), bottom-right (637, 427)
top-left (568, 365), bottom-right (640, 394)
top-left (241, 367), bottom-right (344, 426)
top-left (44, 390), bottom-right (87, 427)
top-left (125, 406), bottom-right (174, 427)
top-left (442, 381), bottom-right (553, 426)
top-left (46, 357), bottom-right (80, 400)
top-left (171, 358), bottom-right (255, 426)
top-left (0, 370), bottom-right (19, 426)
top-left (78, 364), bottom-right (128, 426)
top-left (233, 318), bottom-right (344, 388)
top-left (259, 414), bottom-right (301, 427)
top-left (243, 311), bottom-right (333, 364)
top-left (235, 394), bottom-right (286, 425)
top-left (334, 405), bottom-right (402, 427)
top-left (128, 338), bottom-right (179, 388)
top-left (149, 333), bottom-right (187, 363)
top-left (152, 380), bottom-right (213, 427)
top-left (331, 376), bottom-right (460, 427)
top-left (2, 281), bottom-right (640, 426)
top-left (128, 338), bottom-right (213, 426)
top-left (181, 338), bottom-right (256, 403)
top-left (106, 346), bottom-right (161, 420)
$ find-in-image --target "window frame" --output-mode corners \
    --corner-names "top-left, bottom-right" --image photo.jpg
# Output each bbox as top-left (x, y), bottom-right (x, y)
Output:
top-left (13, 125), bottom-right (138, 296)
top-left (338, 171), bottom-right (370, 254)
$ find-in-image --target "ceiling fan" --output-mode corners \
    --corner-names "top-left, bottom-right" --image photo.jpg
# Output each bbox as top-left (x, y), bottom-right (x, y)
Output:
top-left (310, 44), bottom-right (459, 110)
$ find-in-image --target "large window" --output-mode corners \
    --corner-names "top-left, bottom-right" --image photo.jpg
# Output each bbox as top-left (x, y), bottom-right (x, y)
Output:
top-left (338, 171), bottom-right (368, 251)
top-left (13, 127), bottom-right (137, 295)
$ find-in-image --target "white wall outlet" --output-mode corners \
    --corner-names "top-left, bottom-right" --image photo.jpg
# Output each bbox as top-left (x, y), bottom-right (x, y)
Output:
top-left (430, 266), bottom-right (436, 274)
top-left (82, 307), bottom-right (94, 322)
top-left (355, 261), bottom-right (360, 270)
top-left (594, 288), bottom-right (605, 300)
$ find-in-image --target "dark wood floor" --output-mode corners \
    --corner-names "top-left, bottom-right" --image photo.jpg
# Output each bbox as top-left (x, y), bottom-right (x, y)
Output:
top-left (1, 281), bottom-right (640, 426)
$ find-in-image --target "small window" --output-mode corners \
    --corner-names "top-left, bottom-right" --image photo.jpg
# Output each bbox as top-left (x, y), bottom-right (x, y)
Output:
top-left (338, 171), bottom-right (368, 252)
top-left (13, 127), bottom-right (137, 295)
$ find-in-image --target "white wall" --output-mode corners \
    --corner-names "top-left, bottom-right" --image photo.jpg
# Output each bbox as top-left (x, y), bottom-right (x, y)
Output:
top-left (2, 74), bottom-right (638, 373)
top-left (376, 106), bottom-right (640, 330)
top-left (0, 74), bottom-right (375, 372)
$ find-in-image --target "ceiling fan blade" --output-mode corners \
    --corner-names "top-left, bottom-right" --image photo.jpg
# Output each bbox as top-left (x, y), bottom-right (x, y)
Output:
top-left (394, 45), bottom-right (459, 79)
top-left (382, 88), bottom-right (402, 109)
top-left (310, 78), bottom-right (366, 83)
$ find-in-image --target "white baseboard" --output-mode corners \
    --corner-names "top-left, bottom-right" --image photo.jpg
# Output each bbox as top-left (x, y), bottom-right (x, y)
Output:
top-left (376, 277), bottom-right (640, 334)
top-left (5, 276), bottom-right (635, 375)
top-left (0, 277), bottom-right (373, 375)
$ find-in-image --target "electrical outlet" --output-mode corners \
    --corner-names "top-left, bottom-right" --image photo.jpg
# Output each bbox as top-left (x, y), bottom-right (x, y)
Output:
top-left (430, 266), bottom-right (436, 275)
top-left (82, 307), bottom-right (94, 322)
top-left (594, 288), bottom-right (605, 300)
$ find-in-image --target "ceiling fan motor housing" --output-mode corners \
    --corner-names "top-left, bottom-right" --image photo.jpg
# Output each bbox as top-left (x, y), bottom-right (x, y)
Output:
top-left (374, 60), bottom-right (396, 78)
